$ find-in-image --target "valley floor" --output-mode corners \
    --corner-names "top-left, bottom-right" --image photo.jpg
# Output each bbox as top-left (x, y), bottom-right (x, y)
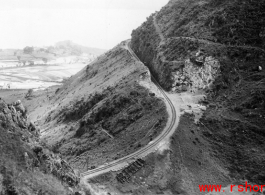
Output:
top-left (0, 63), bottom-right (87, 89)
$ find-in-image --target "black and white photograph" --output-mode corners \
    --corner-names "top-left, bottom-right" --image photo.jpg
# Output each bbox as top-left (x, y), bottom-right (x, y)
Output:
top-left (0, 0), bottom-right (264, 194)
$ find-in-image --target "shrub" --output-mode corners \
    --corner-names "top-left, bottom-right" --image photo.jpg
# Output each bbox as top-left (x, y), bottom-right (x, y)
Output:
top-left (25, 89), bottom-right (33, 99)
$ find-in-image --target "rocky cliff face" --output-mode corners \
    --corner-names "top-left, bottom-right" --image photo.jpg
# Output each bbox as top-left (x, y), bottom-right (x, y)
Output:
top-left (172, 56), bottom-right (220, 92)
top-left (0, 99), bottom-right (79, 195)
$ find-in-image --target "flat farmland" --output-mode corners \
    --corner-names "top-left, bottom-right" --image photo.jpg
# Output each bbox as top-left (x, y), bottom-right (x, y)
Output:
top-left (0, 63), bottom-right (87, 89)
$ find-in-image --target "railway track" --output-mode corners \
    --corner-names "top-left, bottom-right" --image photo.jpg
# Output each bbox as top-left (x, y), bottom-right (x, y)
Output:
top-left (80, 41), bottom-right (177, 178)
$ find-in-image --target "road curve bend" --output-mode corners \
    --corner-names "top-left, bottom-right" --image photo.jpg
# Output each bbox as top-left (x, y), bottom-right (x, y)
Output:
top-left (80, 40), bottom-right (178, 179)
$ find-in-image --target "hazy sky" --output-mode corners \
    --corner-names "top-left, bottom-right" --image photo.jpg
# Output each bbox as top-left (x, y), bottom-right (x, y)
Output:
top-left (0, 0), bottom-right (168, 49)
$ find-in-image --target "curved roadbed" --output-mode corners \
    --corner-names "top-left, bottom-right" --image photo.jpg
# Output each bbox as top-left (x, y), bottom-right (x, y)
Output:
top-left (80, 41), bottom-right (179, 180)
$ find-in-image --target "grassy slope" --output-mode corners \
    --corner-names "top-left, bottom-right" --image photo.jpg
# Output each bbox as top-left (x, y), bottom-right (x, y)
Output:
top-left (26, 42), bottom-right (167, 172)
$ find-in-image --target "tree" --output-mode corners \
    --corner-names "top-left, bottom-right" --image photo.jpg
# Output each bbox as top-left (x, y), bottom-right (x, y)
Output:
top-left (23, 46), bottom-right (34, 54)
top-left (42, 58), bottom-right (48, 63)
top-left (47, 46), bottom-right (55, 52)
top-left (25, 89), bottom-right (33, 99)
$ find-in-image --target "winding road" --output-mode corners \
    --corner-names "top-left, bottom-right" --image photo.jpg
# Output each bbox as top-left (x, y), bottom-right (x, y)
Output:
top-left (80, 40), bottom-right (179, 179)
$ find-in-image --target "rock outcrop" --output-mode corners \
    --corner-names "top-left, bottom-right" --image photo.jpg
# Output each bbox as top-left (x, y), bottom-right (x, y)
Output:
top-left (172, 55), bottom-right (220, 92)
top-left (0, 98), bottom-right (79, 194)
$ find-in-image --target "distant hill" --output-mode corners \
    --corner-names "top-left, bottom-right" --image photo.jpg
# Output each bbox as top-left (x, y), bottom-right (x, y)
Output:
top-left (55, 40), bottom-right (106, 56)
top-left (0, 40), bottom-right (106, 67)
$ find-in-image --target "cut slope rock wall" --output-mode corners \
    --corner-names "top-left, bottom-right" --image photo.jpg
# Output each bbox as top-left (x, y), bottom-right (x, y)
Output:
top-left (176, 56), bottom-right (220, 92)
top-left (131, 16), bottom-right (221, 92)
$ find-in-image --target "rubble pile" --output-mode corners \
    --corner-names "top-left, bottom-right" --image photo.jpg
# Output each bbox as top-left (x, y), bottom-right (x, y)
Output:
top-left (116, 159), bottom-right (145, 183)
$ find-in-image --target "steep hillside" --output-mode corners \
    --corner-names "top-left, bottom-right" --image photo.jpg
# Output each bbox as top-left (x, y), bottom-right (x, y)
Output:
top-left (118, 0), bottom-right (265, 194)
top-left (0, 99), bottom-right (80, 194)
top-left (157, 0), bottom-right (265, 47)
top-left (28, 42), bottom-right (168, 172)
top-left (131, 0), bottom-right (265, 91)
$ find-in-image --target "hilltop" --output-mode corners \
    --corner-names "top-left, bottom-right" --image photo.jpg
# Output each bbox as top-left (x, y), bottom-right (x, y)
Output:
top-left (55, 40), bottom-right (106, 56)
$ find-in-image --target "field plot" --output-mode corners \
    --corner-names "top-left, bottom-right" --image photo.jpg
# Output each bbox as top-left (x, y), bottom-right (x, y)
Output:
top-left (0, 63), bottom-right (87, 89)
